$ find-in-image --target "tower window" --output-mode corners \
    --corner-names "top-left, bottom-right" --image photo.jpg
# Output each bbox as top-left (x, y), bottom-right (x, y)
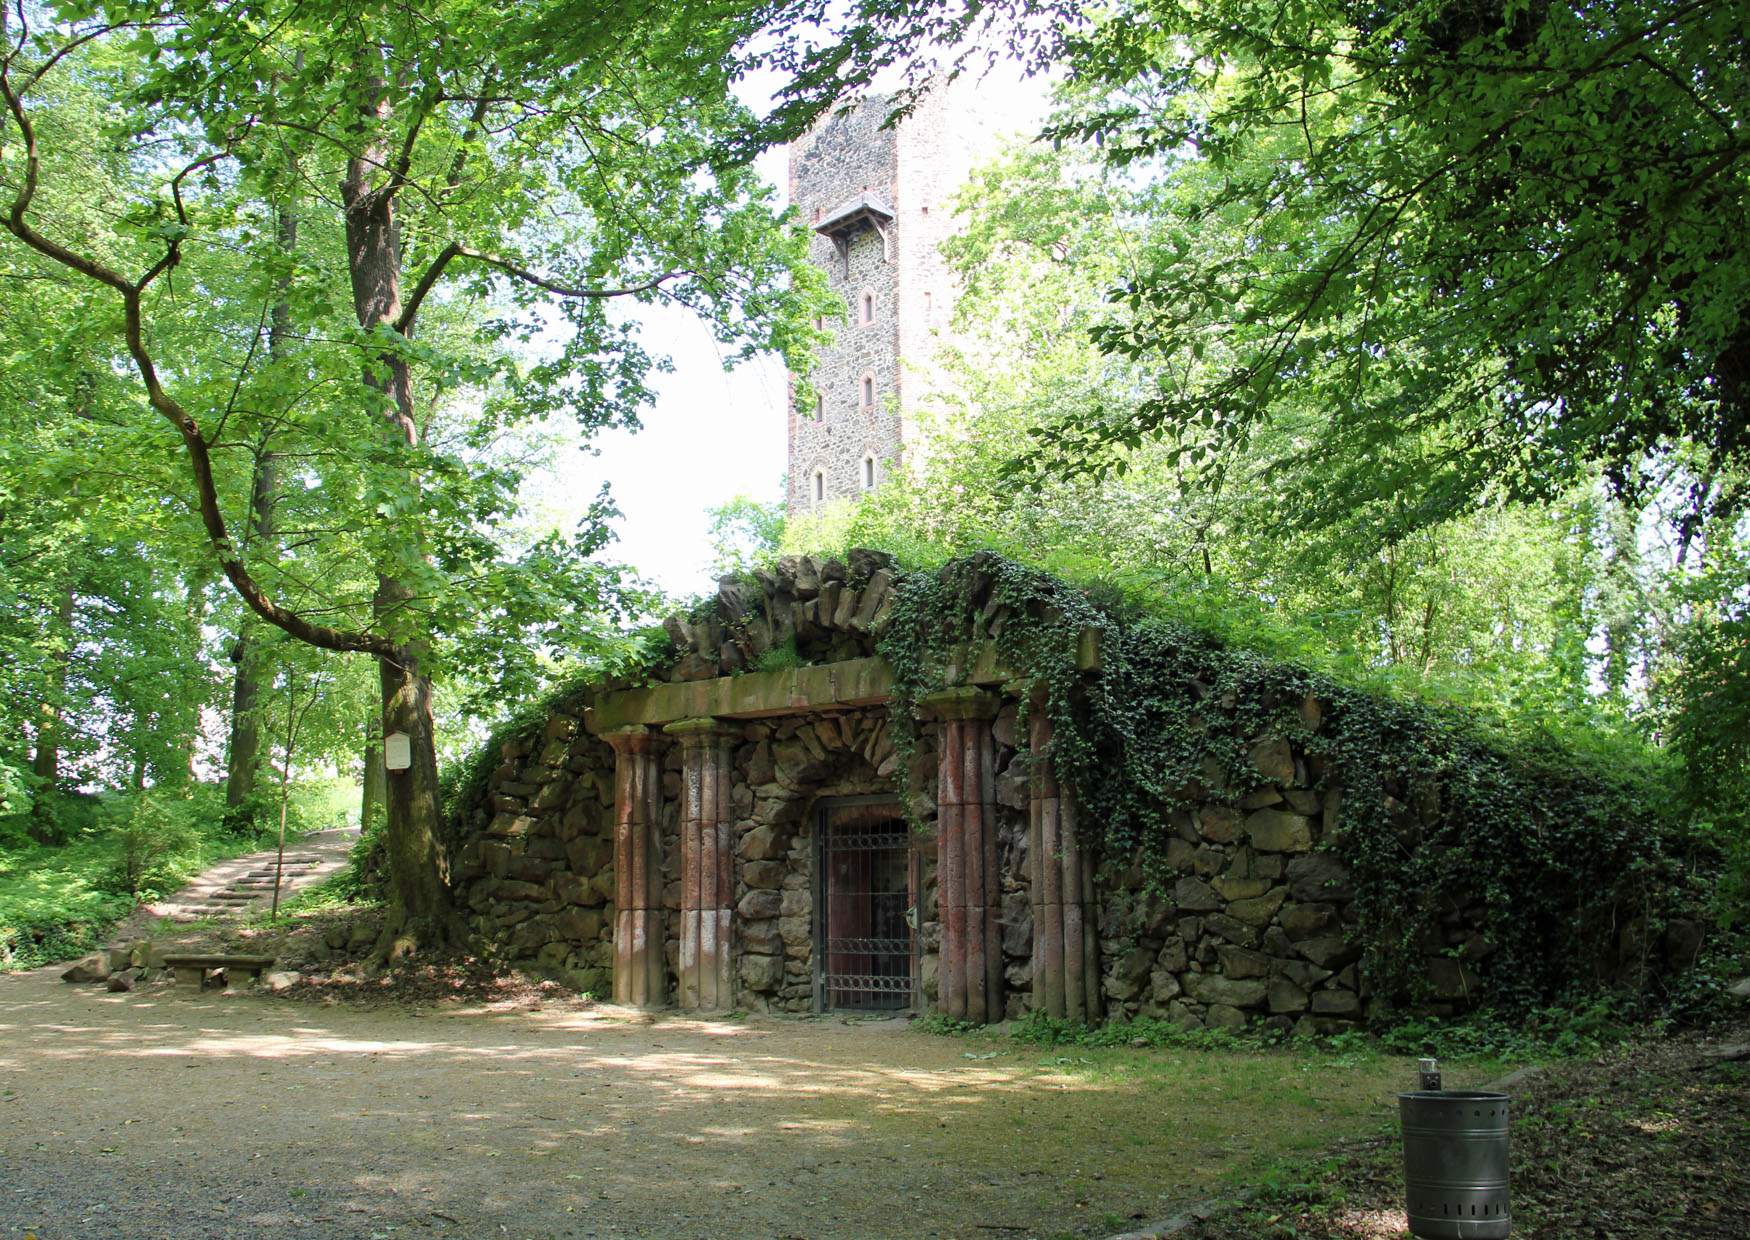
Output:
top-left (813, 470), bottom-right (825, 505)
top-left (863, 456), bottom-right (877, 490)
top-left (924, 291), bottom-right (932, 318)
top-left (815, 392), bottom-right (824, 420)
top-left (861, 291), bottom-right (875, 324)
top-left (861, 375), bottom-right (874, 408)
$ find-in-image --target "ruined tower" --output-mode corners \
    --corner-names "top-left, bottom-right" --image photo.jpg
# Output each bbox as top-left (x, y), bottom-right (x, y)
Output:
top-left (786, 85), bottom-right (1000, 515)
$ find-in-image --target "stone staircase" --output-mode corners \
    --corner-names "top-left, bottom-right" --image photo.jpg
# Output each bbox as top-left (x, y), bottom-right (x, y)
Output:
top-left (147, 827), bottom-right (358, 925)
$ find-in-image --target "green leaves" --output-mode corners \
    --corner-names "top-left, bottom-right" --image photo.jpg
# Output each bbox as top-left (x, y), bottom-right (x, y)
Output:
top-left (1031, 0), bottom-right (1750, 541)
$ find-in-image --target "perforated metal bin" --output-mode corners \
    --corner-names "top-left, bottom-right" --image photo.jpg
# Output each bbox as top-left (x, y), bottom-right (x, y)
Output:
top-left (1399, 1089), bottom-right (1511, 1238)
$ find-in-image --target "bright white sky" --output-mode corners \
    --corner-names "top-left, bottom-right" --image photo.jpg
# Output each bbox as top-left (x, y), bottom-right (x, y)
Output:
top-left (527, 62), bottom-right (1049, 600)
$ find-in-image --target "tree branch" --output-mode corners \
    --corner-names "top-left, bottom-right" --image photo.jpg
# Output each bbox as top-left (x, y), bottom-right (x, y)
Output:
top-left (1, 64), bottom-right (395, 659)
top-left (395, 244), bottom-right (687, 334)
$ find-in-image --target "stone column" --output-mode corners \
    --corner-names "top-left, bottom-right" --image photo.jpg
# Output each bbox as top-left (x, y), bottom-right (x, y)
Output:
top-left (604, 725), bottom-right (667, 1007)
top-left (664, 717), bottom-right (739, 1010)
top-left (923, 687), bottom-right (1003, 1023)
top-left (1028, 704), bottom-right (1102, 1023)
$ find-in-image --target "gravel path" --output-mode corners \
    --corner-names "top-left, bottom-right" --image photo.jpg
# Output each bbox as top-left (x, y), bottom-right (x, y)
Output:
top-left (0, 970), bottom-right (1424, 1240)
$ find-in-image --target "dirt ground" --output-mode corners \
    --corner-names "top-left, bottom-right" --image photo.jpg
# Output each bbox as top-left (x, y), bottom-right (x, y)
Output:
top-left (0, 967), bottom-right (1451, 1240)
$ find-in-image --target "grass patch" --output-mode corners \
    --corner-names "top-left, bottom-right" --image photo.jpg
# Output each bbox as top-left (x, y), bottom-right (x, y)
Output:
top-left (897, 1016), bottom-right (1515, 1231)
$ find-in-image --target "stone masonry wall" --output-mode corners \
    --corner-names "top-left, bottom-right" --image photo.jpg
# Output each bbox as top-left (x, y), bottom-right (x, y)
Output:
top-left (788, 98), bottom-right (902, 513)
top-left (786, 83), bottom-right (1008, 515)
top-left (451, 551), bottom-right (1676, 1029)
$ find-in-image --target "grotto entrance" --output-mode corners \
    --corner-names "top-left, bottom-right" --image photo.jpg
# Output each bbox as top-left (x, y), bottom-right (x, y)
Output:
top-left (814, 796), bottom-right (917, 1013)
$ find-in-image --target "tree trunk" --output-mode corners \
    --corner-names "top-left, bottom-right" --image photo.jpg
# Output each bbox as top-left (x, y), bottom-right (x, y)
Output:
top-left (376, 609), bottom-right (455, 947)
top-left (342, 77), bottom-right (456, 950)
top-left (31, 581), bottom-right (76, 785)
top-left (224, 199), bottom-right (294, 818)
top-left (360, 718), bottom-right (385, 832)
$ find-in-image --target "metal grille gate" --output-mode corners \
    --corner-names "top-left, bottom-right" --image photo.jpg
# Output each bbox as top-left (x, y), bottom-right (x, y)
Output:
top-left (814, 797), bottom-right (916, 1012)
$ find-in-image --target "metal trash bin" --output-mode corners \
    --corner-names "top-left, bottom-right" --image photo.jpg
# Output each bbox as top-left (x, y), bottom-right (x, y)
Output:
top-left (1399, 1087), bottom-right (1511, 1238)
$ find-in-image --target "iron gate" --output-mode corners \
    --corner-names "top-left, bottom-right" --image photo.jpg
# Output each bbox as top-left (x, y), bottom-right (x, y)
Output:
top-left (814, 797), bottom-right (916, 1012)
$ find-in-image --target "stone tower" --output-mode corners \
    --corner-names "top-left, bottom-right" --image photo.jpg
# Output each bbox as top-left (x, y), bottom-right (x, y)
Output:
top-left (786, 85), bottom-right (1000, 515)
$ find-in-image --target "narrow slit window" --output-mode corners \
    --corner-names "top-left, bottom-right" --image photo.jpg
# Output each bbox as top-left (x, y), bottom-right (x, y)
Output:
top-left (863, 456), bottom-right (876, 489)
top-left (862, 291), bottom-right (874, 323)
top-left (815, 392), bottom-right (824, 420)
top-left (924, 291), bottom-right (932, 318)
top-left (813, 471), bottom-right (825, 504)
top-left (862, 375), bottom-right (874, 407)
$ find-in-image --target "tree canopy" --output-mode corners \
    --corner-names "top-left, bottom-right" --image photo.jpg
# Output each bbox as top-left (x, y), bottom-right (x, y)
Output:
top-left (1012, 0), bottom-right (1747, 553)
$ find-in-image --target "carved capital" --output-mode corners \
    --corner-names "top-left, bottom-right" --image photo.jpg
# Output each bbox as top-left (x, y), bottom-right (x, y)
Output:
top-left (602, 724), bottom-right (665, 757)
top-left (916, 686), bottom-right (1000, 723)
top-left (661, 716), bottom-right (742, 749)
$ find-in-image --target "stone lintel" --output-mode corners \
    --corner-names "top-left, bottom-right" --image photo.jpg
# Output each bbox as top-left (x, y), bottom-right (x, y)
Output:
top-left (586, 638), bottom-right (1102, 732)
top-left (588, 657), bottom-right (892, 732)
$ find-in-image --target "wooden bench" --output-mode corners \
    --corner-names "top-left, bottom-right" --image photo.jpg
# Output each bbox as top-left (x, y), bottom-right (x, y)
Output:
top-left (161, 954), bottom-right (277, 990)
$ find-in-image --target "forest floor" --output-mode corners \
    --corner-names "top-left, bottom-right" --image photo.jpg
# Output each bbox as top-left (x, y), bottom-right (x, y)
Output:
top-left (1, 964), bottom-right (1462, 1240)
top-left (11, 845), bottom-right (1744, 1239)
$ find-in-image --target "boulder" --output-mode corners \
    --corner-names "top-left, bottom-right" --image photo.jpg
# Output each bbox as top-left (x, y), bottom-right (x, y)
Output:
top-left (1281, 902), bottom-right (1338, 941)
top-left (738, 953), bottom-right (783, 992)
top-left (1311, 988), bottom-right (1362, 1016)
top-left (1185, 973), bottom-right (1268, 1009)
top-left (1172, 877), bottom-right (1221, 913)
top-left (1149, 968), bottom-right (1183, 1004)
top-left (1248, 737), bottom-right (1296, 783)
top-left (1198, 807), bottom-right (1244, 844)
top-left (556, 908), bottom-right (604, 942)
top-left (262, 970), bottom-right (302, 992)
top-left (740, 825), bottom-right (787, 861)
top-left (736, 889), bottom-right (783, 920)
top-left (106, 969), bottom-right (137, 993)
top-left (61, 954), bottom-right (109, 984)
top-left (1215, 945), bottom-right (1272, 979)
top-left (1227, 889), bottom-right (1287, 927)
top-left (1112, 945), bottom-right (1154, 986)
top-left (1267, 977), bottom-right (1310, 1014)
top-left (1001, 898), bottom-right (1033, 958)
top-left (741, 860), bottom-right (786, 890)
top-left (1155, 937), bottom-right (1188, 972)
top-left (1203, 913), bottom-right (1260, 947)
top-left (1279, 959), bottom-right (1332, 989)
top-left (740, 919), bottom-right (782, 954)
top-left (1286, 854), bottom-right (1354, 902)
top-left (1297, 936), bottom-right (1362, 971)
top-left (779, 915), bottom-right (811, 952)
top-left (1246, 809), bottom-right (1313, 853)
top-left (1214, 876), bottom-right (1272, 902)
top-left (1204, 1003), bottom-right (1248, 1030)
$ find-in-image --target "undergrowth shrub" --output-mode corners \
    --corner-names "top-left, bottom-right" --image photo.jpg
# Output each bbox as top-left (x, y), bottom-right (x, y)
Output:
top-left (102, 791), bottom-right (202, 897)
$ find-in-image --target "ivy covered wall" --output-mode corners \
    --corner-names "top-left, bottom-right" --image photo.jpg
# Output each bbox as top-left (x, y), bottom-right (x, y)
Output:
top-left (444, 549), bottom-right (1703, 1025)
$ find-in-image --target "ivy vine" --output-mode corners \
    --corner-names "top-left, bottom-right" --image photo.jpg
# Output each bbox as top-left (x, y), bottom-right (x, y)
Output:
top-left (877, 552), bottom-right (1682, 1012)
